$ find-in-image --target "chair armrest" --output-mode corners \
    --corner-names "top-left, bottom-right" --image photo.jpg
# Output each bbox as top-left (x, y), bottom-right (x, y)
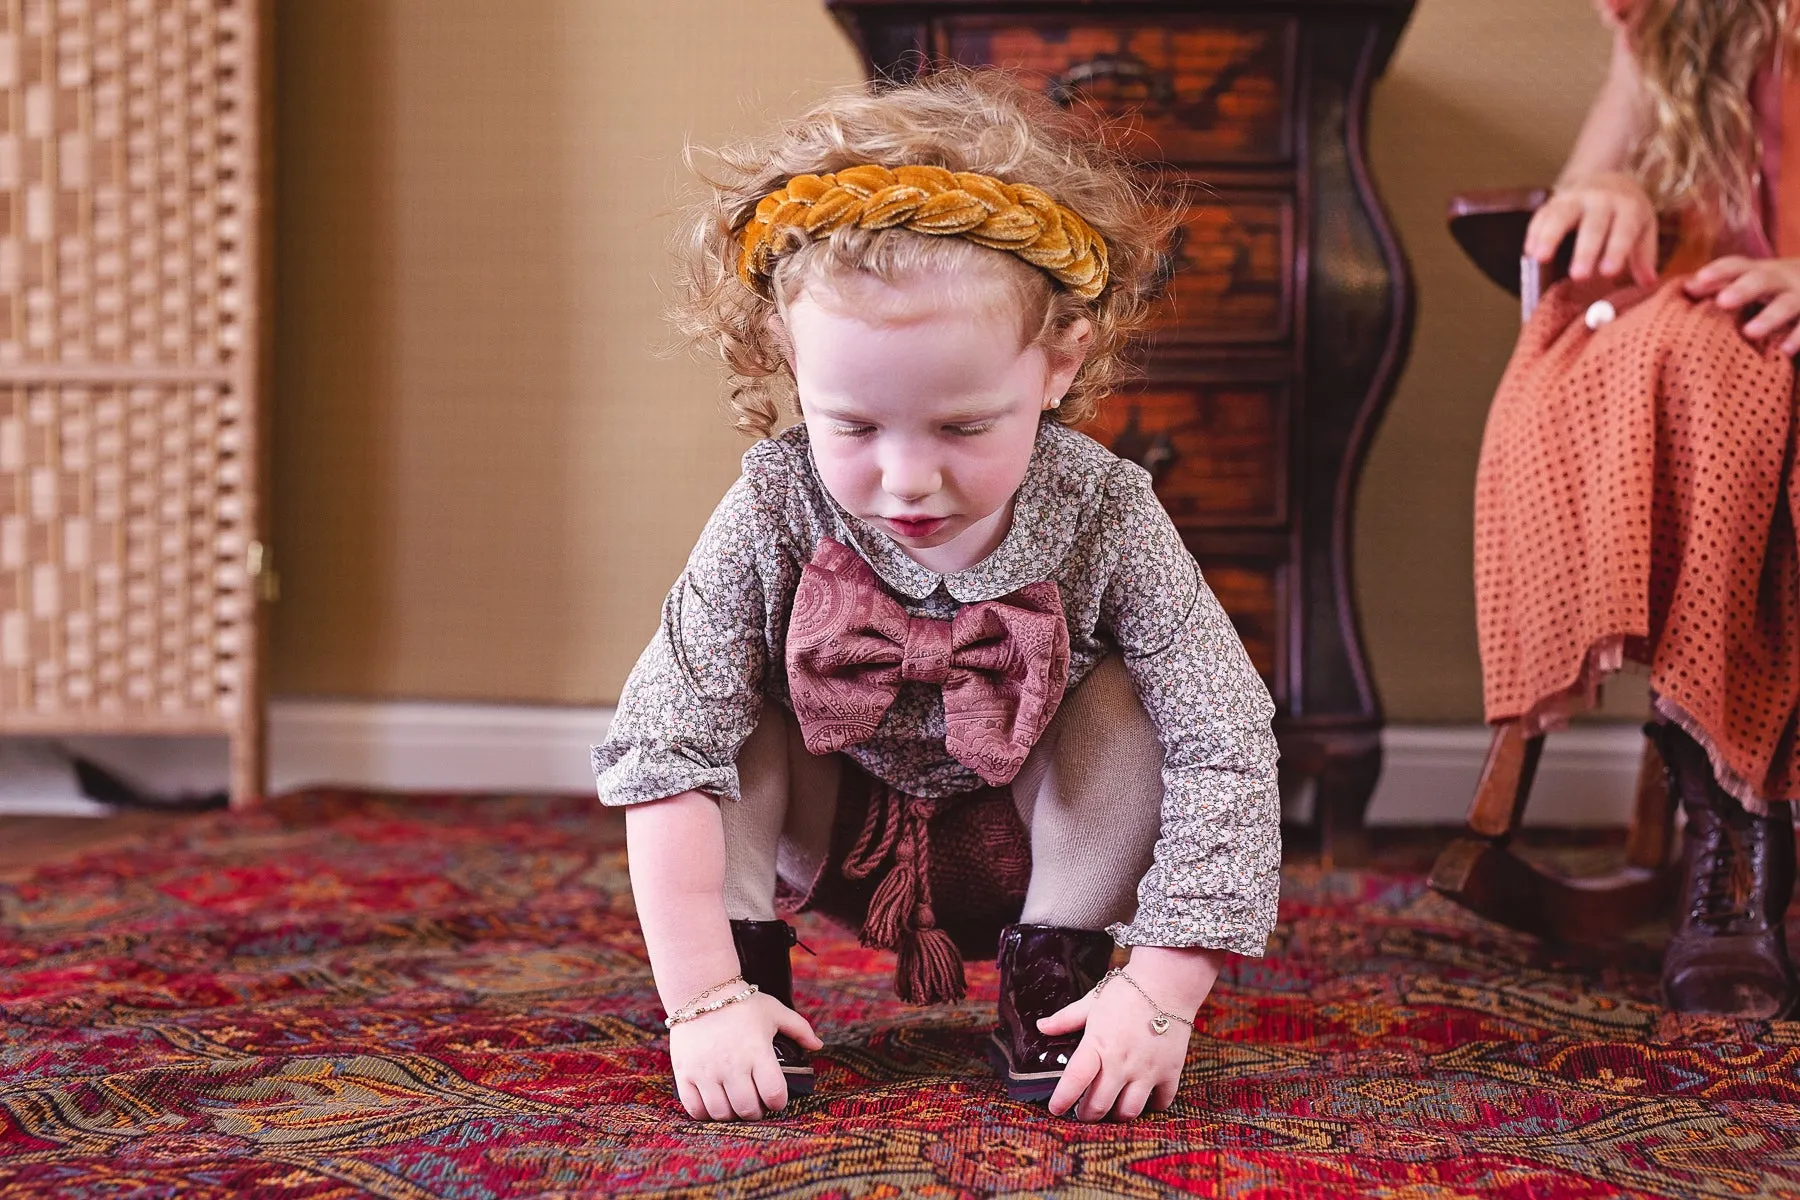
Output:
top-left (1447, 188), bottom-right (1558, 297)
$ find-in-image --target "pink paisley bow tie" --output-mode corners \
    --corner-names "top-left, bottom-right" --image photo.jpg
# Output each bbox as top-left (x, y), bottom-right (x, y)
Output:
top-left (784, 538), bottom-right (1070, 785)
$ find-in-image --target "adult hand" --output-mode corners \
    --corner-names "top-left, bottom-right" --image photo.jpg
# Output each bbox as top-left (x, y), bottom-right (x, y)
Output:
top-left (1684, 256), bottom-right (1800, 354)
top-left (668, 991), bottom-right (822, 1120)
top-left (1524, 171), bottom-right (1658, 286)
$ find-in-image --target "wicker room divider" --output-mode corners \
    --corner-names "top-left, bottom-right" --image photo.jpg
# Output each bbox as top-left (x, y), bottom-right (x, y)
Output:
top-left (0, 0), bottom-right (271, 807)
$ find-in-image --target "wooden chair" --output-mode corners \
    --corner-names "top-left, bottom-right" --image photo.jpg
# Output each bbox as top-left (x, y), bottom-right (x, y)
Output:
top-left (1426, 189), bottom-right (1679, 943)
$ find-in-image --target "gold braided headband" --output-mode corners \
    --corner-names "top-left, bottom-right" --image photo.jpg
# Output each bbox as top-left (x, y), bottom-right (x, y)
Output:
top-left (736, 164), bottom-right (1109, 300)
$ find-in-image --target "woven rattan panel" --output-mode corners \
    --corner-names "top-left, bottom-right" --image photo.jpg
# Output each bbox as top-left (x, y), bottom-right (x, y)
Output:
top-left (0, 0), bottom-right (249, 366)
top-left (0, 0), bottom-right (260, 737)
top-left (0, 381), bottom-right (246, 717)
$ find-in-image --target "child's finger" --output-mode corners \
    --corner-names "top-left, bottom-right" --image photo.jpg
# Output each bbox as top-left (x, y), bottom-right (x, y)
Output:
top-left (1046, 1042), bottom-right (1101, 1117)
top-left (751, 1056), bottom-right (790, 1114)
top-left (1599, 209), bottom-right (1646, 278)
top-left (1035, 991), bottom-right (1094, 1036)
top-left (676, 1077), bottom-right (707, 1120)
top-left (724, 1074), bottom-right (765, 1121)
top-left (1524, 195), bottom-right (1579, 262)
top-left (1629, 225), bottom-right (1658, 287)
top-left (1715, 271), bottom-right (1773, 311)
top-left (1075, 1067), bottom-right (1124, 1123)
top-left (1150, 1079), bottom-right (1180, 1112)
top-left (1113, 1080), bottom-right (1154, 1122)
top-left (1742, 291), bottom-right (1800, 339)
top-left (699, 1079), bottom-right (735, 1121)
top-left (774, 1005), bottom-right (824, 1051)
top-left (1567, 203), bottom-right (1613, 280)
top-left (1686, 256), bottom-right (1751, 297)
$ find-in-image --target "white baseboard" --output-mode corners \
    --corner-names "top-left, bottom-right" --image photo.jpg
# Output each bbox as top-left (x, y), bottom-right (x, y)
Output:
top-left (16, 704), bottom-right (1645, 826)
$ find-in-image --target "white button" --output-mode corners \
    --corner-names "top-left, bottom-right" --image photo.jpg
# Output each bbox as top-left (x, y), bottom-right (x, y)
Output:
top-left (1585, 299), bottom-right (1617, 330)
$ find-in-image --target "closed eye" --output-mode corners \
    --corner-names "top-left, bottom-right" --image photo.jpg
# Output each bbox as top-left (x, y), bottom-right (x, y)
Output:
top-left (831, 423), bottom-right (876, 438)
top-left (944, 422), bottom-right (994, 437)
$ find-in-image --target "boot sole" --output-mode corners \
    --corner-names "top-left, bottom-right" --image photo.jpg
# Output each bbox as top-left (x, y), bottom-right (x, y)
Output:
top-left (986, 1033), bottom-right (1063, 1103)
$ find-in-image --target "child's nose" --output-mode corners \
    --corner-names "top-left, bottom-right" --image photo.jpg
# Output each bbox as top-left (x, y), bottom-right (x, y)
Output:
top-left (880, 452), bottom-right (941, 503)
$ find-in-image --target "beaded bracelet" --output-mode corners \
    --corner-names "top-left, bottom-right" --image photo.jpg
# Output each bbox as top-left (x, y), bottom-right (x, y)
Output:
top-left (670, 974), bottom-right (746, 1018)
top-left (664, 984), bottom-right (760, 1029)
top-left (1095, 967), bottom-right (1196, 1036)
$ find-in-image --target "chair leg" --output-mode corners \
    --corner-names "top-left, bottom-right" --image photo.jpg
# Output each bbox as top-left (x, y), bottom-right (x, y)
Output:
top-left (1429, 721), bottom-right (1677, 943)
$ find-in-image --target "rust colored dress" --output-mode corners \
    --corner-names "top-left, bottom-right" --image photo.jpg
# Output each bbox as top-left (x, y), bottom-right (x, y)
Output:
top-left (1475, 23), bottom-right (1800, 810)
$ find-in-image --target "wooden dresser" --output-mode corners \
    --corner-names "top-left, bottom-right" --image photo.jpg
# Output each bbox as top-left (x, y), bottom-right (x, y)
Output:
top-left (827, 0), bottom-right (1417, 862)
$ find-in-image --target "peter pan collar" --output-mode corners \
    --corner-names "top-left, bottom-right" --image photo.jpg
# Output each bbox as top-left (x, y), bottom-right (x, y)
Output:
top-left (791, 421), bottom-right (1099, 603)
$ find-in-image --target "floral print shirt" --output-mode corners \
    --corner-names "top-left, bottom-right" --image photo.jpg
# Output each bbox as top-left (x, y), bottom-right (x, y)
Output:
top-left (592, 421), bottom-right (1281, 956)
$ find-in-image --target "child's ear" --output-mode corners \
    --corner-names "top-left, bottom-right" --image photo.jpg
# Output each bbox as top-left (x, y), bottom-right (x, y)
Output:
top-left (1043, 316), bottom-right (1094, 408)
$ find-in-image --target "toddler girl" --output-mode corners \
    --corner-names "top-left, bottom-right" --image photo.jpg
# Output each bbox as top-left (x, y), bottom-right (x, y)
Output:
top-left (594, 70), bottom-right (1281, 1122)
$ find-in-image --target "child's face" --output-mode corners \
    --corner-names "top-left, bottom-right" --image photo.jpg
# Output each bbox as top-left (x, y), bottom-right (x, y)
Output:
top-left (785, 269), bottom-right (1089, 574)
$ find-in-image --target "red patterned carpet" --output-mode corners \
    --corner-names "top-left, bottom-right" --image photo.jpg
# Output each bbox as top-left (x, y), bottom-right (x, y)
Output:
top-left (3, 791), bottom-right (1799, 1198)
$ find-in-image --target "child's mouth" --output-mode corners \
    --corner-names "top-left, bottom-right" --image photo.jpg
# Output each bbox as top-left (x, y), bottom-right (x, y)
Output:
top-left (883, 515), bottom-right (948, 539)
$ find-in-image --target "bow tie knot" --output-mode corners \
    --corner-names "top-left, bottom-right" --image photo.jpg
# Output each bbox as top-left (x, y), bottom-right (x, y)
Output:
top-left (900, 616), bottom-right (953, 684)
top-left (785, 538), bottom-right (1071, 785)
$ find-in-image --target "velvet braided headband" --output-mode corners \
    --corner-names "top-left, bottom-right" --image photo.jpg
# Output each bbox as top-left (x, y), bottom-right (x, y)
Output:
top-left (736, 164), bottom-right (1110, 300)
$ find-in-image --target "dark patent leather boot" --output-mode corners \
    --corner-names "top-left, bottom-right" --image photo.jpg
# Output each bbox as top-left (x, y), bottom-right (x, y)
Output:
top-left (987, 923), bottom-right (1115, 1102)
top-left (729, 919), bottom-right (815, 1095)
top-left (1656, 727), bottom-right (1798, 1019)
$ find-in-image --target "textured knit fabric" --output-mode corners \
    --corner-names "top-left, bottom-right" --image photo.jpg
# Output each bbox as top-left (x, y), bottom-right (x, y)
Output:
top-left (593, 420), bottom-right (1281, 956)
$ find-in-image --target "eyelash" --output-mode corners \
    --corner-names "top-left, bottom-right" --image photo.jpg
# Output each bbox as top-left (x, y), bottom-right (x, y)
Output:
top-left (831, 422), bottom-right (994, 438)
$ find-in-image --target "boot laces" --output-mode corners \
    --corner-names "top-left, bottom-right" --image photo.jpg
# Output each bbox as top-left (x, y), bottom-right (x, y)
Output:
top-left (1690, 823), bottom-right (1753, 931)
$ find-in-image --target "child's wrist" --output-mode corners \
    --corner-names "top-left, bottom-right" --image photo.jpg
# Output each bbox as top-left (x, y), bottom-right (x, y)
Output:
top-left (1119, 945), bottom-right (1226, 1016)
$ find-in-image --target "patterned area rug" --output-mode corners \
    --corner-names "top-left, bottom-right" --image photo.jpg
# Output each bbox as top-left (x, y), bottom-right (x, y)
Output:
top-left (3, 792), bottom-right (1798, 1199)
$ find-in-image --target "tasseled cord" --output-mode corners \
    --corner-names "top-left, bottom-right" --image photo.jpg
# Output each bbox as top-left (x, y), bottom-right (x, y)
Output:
top-left (843, 783), bottom-right (967, 1004)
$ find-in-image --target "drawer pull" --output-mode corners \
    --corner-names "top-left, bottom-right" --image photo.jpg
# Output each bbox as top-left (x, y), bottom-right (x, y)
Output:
top-left (1109, 410), bottom-right (1178, 483)
top-left (1046, 53), bottom-right (1175, 108)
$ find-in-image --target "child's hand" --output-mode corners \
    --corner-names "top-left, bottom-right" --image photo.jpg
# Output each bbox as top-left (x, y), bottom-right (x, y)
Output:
top-left (1036, 947), bottom-right (1224, 1122)
top-left (668, 992), bottom-right (823, 1121)
top-left (1524, 171), bottom-right (1658, 286)
top-left (1684, 256), bottom-right (1800, 354)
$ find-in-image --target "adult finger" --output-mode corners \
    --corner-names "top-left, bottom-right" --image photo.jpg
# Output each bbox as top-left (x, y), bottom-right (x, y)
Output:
top-left (1567, 202), bottom-right (1613, 281)
top-left (1046, 1042), bottom-right (1101, 1117)
top-left (773, 1005), bottom-right (824, 1052)
top-left (1780, 319), bottom-right (1800, 356)
top-left (751, 1057), bottom-right (790, 1115)
top-left (1743, 291), bottom-right (1800, 339)
top-left (1150, 1079), bottom-right (1181, 1112)
top-left (1113, 1081), bottom-right (1155, 1123)
top-left (1076, 1068), bottom-right (1124, 1123)
top-left (676, 1077), bottom-right (707, 1120)
top-left (1524, 195), bottom-right (1580, 263)
top-left (700, 1079), bottom-right (735, 1122)
top-left (1036, 991), bottom-right (1094, 1037)
top-left (724, 1073), bottom-right (765, 1121)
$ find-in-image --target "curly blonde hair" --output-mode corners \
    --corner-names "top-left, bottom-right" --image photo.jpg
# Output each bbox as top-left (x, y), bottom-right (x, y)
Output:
top-left (1624, 0), bottom-right (1796, 231)
top-left (670, 69), bottom-right (1175, 437)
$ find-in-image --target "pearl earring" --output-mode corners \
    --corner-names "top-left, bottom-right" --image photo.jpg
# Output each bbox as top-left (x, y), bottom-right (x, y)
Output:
top-left (1047, 397), bottom-right (1062, 409)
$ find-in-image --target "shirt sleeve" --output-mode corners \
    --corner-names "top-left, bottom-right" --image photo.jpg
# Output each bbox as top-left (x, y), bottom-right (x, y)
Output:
top-left (591, 472), bottom-right (792, 807)
top-left (1097, 462), bottom-right (1283, 957)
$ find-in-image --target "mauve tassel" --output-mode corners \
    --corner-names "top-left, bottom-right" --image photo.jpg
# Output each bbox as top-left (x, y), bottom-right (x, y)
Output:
top-left (897, 921), bottom-right (966, 1005)
top-left (860, 858), bottom-right (912, 949)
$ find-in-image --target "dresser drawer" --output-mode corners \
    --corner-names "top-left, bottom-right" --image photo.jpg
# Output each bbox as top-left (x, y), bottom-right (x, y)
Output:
top-left (1087, 380), bottom-right (1287, 526)
top-left (936, 15), bottom-right (1296, 164)
top-left (1193, 555), bottom-right (1284, 697)
top-left (1147, 191), bottom-right (1294, 346)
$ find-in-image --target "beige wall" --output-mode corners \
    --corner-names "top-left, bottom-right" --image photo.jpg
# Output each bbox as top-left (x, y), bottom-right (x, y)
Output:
top-left (270, 0), bottom-right (1622, 720)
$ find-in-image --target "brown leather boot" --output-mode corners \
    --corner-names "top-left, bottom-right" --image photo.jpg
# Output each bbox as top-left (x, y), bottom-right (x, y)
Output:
top-left (987, 923), bottom-right (1115, 1102)
top-left (1656, 726), bottom-right (1798, 1019)
top-left (729, 919), bottom-right (815, 1096)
